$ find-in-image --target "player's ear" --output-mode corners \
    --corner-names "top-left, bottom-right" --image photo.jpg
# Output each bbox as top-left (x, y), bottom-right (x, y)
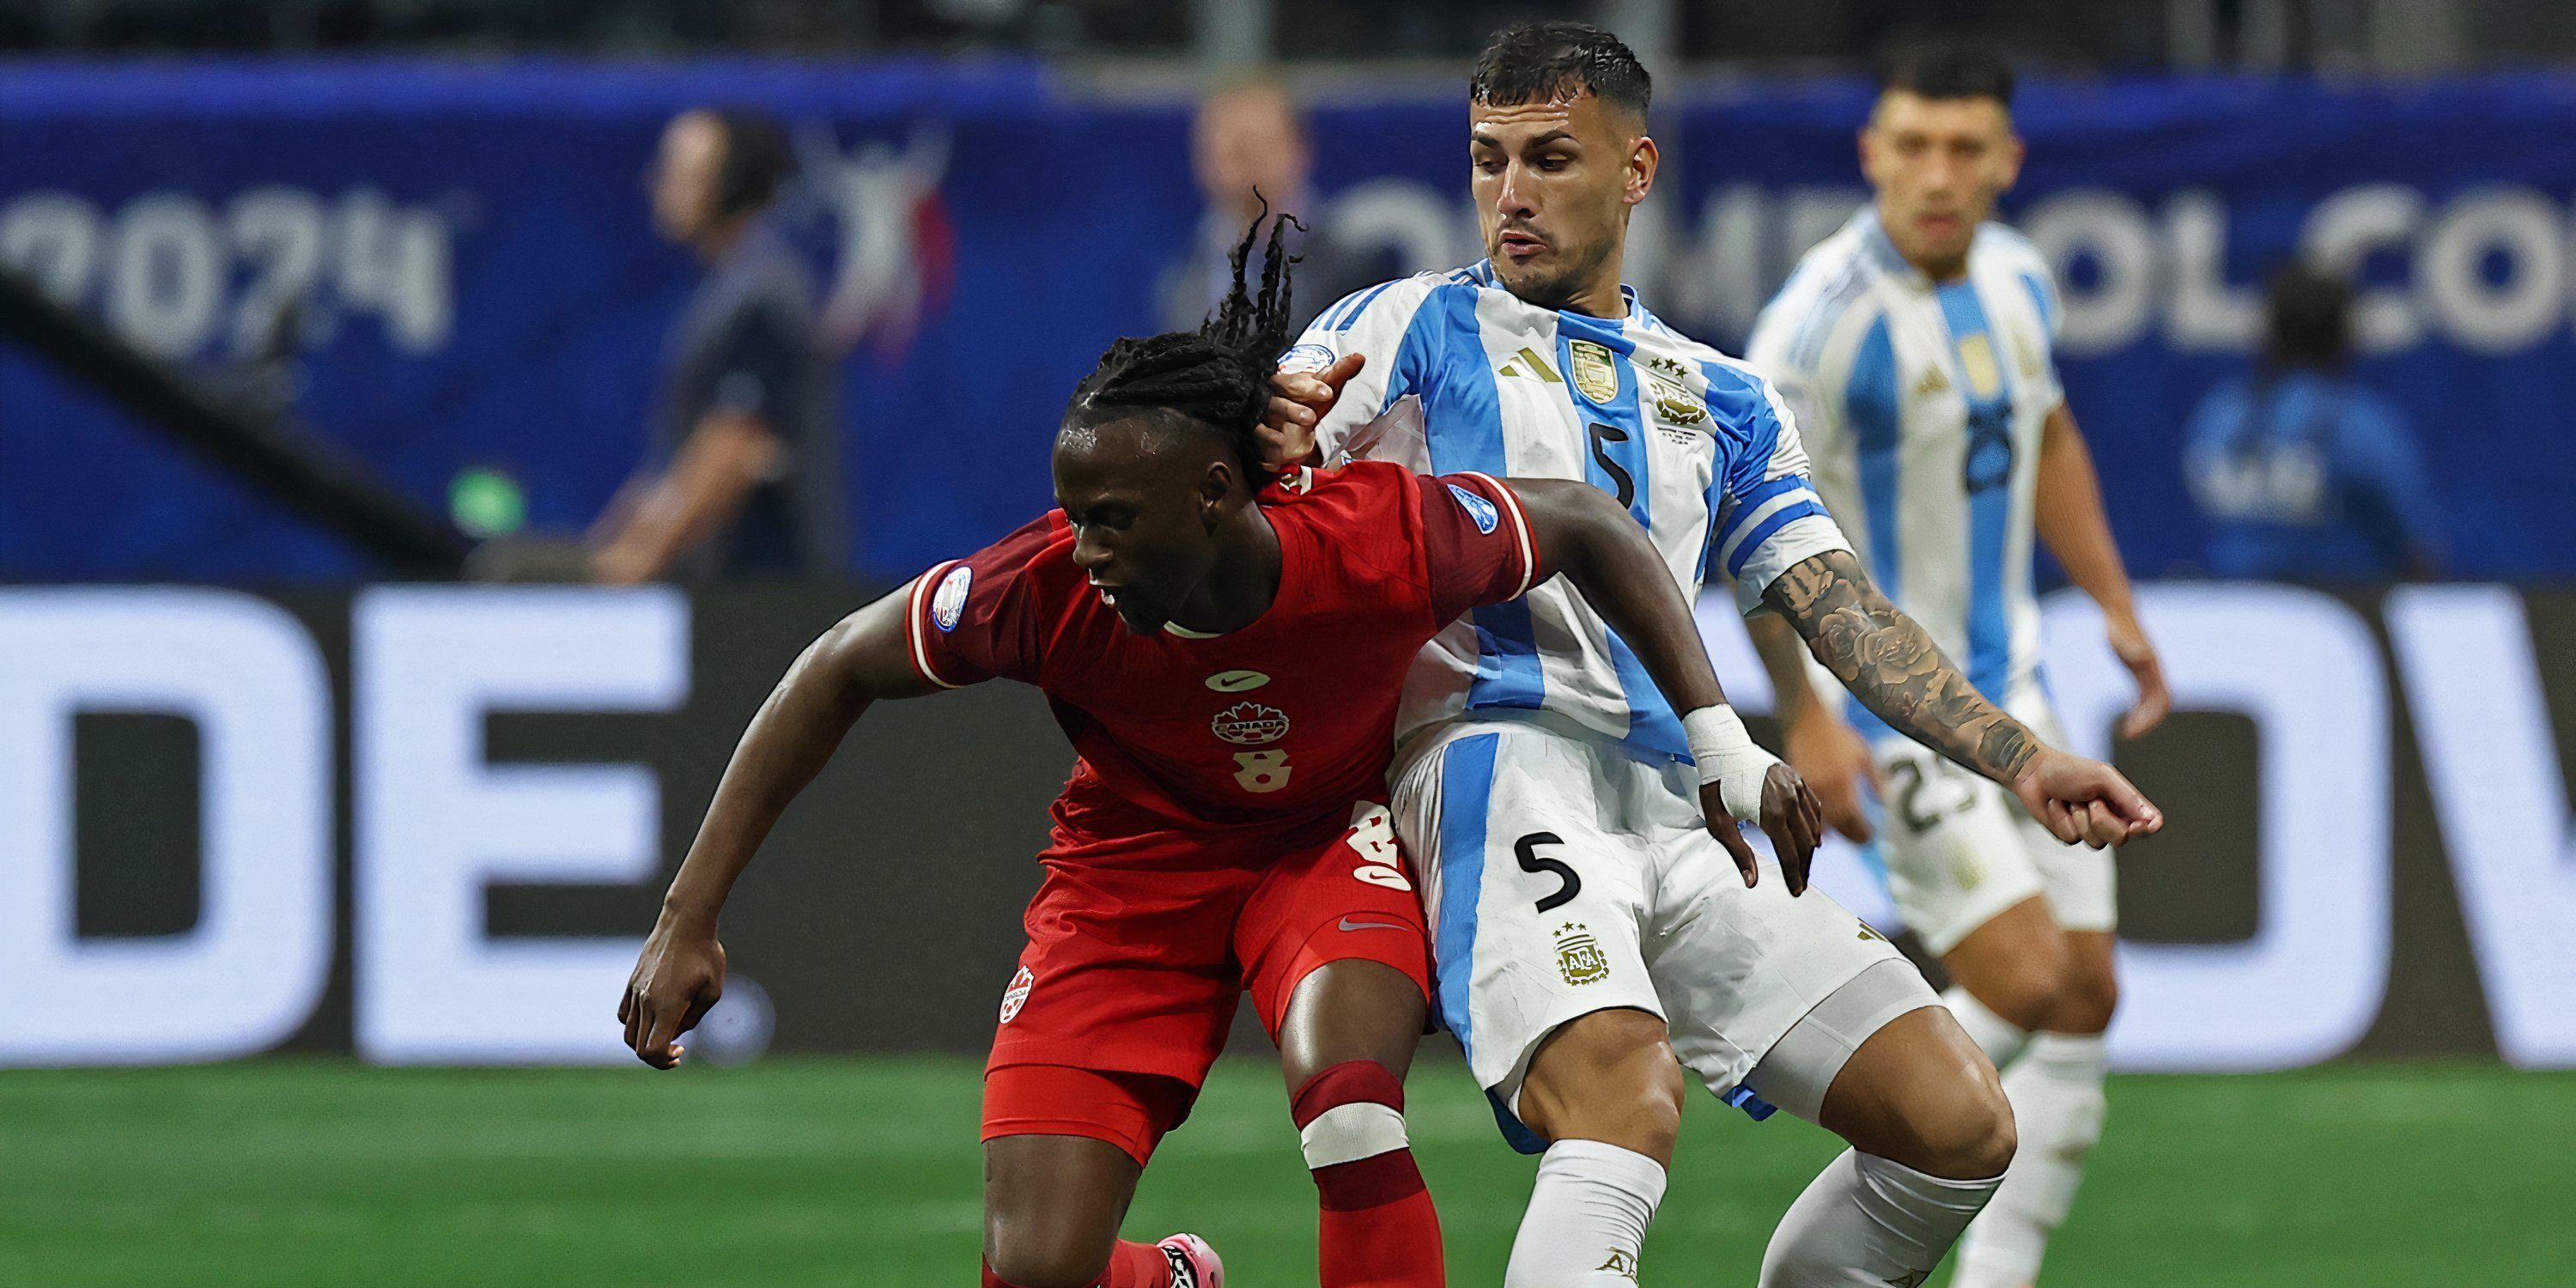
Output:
top-left (1625, 134), bottom-right (1658, 207)
top-left (1199, 459), bottom-right (1231, 526)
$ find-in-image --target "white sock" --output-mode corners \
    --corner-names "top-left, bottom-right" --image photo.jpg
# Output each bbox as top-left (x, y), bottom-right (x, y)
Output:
top-left (1759, 1150), bottom-right (2003, 1287)
top-left (1951, 1032), bottom-right (2111, 1288)
top-left (1944, 985), bottom-right (2035, 1071)
top-left (1504, 1139), bottom-right (1668, 1287)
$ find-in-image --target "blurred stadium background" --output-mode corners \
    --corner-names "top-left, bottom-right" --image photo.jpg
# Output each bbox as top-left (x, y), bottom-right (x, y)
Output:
top-left (4, 1), bottom-right (2575, 1284)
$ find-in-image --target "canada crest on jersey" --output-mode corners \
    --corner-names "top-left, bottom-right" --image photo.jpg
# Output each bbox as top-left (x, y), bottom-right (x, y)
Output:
top-left (1211, 701), bottom-right (1290, 745)
top-left (998, 966), bottom-right (1035, 1024)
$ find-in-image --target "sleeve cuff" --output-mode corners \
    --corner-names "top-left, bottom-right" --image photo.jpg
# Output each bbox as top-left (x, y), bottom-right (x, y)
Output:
top-left (905, 562), bottom-right (966, 689)
top-left (1457, 471), bottom-right (1539, 598)
top-left (1731, 514), bottom-right (1854, 616)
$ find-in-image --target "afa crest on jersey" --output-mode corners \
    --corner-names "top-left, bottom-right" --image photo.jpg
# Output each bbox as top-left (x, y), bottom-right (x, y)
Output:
top-left (1447, 483), bottom-right (1500, 534)
top-left (1211, 701), bottom-right (1290, 745)
top-left (1637, 355), bottom-right (1710, 427)
top-left (1569, 339), bottom-right (1620, 404)
top-left (932, 564), bottom-right (973, 631)
top-left (1554, 921), bottom-right (1611, 986)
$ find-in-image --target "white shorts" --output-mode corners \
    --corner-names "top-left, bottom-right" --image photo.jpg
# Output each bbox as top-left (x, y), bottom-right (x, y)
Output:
top-left (1868, 682), bottom-right (2118, 956)
top-left (1391, 717), bottom-right (1927, 1141)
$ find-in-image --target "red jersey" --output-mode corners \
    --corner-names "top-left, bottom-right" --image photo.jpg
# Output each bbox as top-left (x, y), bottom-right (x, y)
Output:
top-left (902, 462), bottom-right (1538, 837)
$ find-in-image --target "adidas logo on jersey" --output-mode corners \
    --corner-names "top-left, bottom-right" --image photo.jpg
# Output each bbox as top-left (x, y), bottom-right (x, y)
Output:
top-left (1496, 346), bottom-right (1563, 383)
top-left (1913, 366), bottom-right (1951, 398)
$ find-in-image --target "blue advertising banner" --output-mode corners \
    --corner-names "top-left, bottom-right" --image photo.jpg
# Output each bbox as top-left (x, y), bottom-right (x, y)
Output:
top-left (5, 64), bottom-right (2575, 582)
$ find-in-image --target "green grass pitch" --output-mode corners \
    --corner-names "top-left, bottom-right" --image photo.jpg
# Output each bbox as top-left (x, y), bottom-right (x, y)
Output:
top-left (4, 1057), bottom-right (2569, 1285)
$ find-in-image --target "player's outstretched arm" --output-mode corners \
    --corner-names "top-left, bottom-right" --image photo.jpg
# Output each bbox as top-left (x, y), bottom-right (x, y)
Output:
top-left (1762, 549), bottom-right (2164, 850)
top-left (620, 586), bottom-right (943, 1069)
top-left (2036, 403), bottom-right (2171, 738)
top-left (1506, 477), bottom-right (1826, 893)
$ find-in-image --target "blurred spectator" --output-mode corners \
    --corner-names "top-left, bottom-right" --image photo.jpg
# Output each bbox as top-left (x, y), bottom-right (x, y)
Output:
top-left (2183, 262), bottom-right (2444, 581)
top-left (591, 108), bottom-right (842, 583)
top-left (1159, 78), bottom-right (1389, 332)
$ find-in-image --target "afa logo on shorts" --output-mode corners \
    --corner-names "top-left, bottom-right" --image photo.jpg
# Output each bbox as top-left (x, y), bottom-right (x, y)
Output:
top-left (999, 966), bottom-right (1035, 1024)
top-left (1211, 701), bottom-right (1290, 745)
top-left (1554, 922), bottom-right (1611, 987)
top-left (1447, 483), bottom-right (1500, 534)
top-left (932, 564), bottom-right (973, 631)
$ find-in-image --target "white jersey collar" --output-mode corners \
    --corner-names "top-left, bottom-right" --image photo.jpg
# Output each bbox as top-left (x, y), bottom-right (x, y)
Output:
top-left (1465, 258), bottom-right (1647, 330)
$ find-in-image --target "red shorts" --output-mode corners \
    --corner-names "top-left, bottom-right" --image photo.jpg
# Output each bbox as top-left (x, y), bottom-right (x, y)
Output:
top-left (981, 801), bottom-right (1431, 1164)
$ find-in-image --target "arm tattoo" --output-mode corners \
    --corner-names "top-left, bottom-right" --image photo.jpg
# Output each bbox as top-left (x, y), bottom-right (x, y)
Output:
top-left (1764, 550), bottom-right (2041, 783)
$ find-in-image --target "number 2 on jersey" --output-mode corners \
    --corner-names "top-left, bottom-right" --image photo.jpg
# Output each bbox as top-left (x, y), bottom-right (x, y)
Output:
top-left (1886, 759), bottom-right (1975, 832)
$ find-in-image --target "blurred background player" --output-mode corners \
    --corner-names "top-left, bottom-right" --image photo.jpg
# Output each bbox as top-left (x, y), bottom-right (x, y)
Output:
top-left (1267, 22), bottom-right (2160, 1288)
top-left (1744, 43), bottom-right (2173, 1288)
top-left (1158, 79), bottom-right (1390, 332)
top-left (590, 107), bottom-right (843, 583)
top-left (2184, 260), bottom-right (2446, 581)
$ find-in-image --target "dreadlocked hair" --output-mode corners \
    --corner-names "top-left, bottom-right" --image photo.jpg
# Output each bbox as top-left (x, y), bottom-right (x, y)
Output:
top-left (1066, 204), bottom-right (1300, 481)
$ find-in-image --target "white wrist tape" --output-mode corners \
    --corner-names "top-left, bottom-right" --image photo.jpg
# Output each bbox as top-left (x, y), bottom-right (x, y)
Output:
top-left (1684, 705), bottom-right (1781, 824)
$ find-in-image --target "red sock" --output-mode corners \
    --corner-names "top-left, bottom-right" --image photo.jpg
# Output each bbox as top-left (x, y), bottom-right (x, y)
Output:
top-left (981, 1241), bottom-right (1174, 1288)
top-left (1292, 1061), bottom-right (1446, 1288)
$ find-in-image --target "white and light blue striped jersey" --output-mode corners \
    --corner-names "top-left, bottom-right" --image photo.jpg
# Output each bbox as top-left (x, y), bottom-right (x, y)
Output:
top-left (1286, 261), bottom-right (1850, 763)
top-left (1744, 211), bottom-right (2066, 738)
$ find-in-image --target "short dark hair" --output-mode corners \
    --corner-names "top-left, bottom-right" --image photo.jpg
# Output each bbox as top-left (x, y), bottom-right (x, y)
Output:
top-left (2263, 260), bottom-right (2353, 371)
top-left (1471, 21), bottom-right (1651, 121)
top-left (1065, 208), bottom-right (1298, 481)
top-left (709, 109), bottom-right (795, 217)
top-left (1878, 40), bottom-right (2016, 108)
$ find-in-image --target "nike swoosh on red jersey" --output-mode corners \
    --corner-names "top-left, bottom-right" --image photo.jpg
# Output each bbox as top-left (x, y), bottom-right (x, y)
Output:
top-left (1338, 917), bottom-right (1413, 933)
